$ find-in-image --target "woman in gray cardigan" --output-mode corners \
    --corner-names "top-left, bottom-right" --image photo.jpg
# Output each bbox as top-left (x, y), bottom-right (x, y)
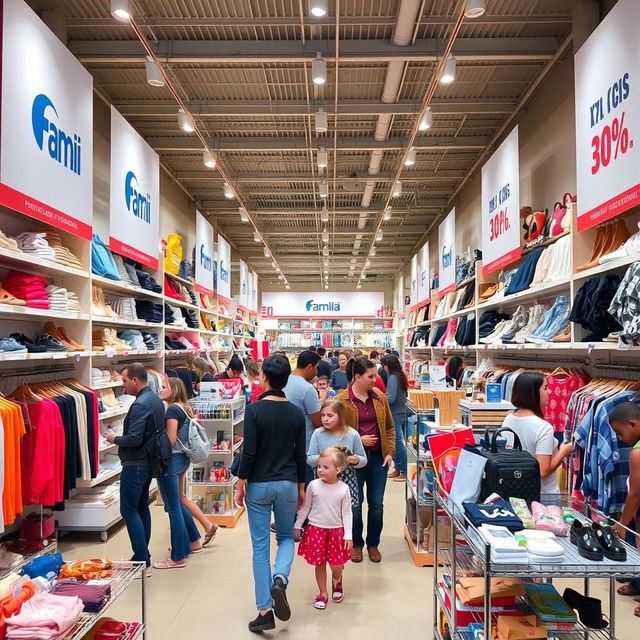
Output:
top-left (381, 354), bottom-right (408, 481)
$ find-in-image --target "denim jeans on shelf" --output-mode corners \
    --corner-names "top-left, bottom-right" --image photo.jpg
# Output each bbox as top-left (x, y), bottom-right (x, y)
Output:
top-left (120, 465), bottom-right (153, 567)
top-left (529, 296), bottom-right (569, 339)
top-left (392, 414), bottom-right (407, 476)
top-left (157, 453), bottom-right (201, 562)
top-left (353, 451), bottom-right (388, 549)
top-left (246, 481), bottom-right (298, 611)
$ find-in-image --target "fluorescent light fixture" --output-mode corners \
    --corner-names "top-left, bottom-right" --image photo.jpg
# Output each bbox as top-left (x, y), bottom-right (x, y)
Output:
top-left (239, 207), bottom-right (249, 223)
top-left (253, 231), bottom-right (261, 243)
top-left (383, 206), bottom-right (392, 221)
top-left (319, 180), bottom-right (328, 198)
top-left (285, 283), bottom-right (291, 289)
top-left (440, 54), bottom-right (456, 84)
top-left (263, 246), bottom-right (270, 258)
top-left (465, 0), bottom-right (486, 18)
top-left (404, 147), bottom-right (417, 166)
top-left (392, 181), bottom-right (402, 198)
top-left (356, 282), bottom-right (362, 289)
top-left (320, 205), bottom-right (329, 223)
top-left (418, 106), bottom-right (433, 131)
top-left (322, 247), bottom-right (329, 257)
top-left (223, 183), bottom-right (234, 199)
top-left (203, 150), bottom-right (216, 168)
top-left (324, 268), bottom-right (329, 274)
top-left (111, 0), bottom-right (131, 20)
top-left (177, 108), bottom-right (194, 133)
top-left (315, 108), bottom-right (328, 134)
top-left (145, 57), bottom-right (164, 86)
top-left (317, 146), bottom-right (328, 168)
top-left (324, 284), bottom-right (329, 290)
top-left (278, 274), bottom-right (284, 280)
top-left (375, 229), bottom-right (384, 242)
top-left (322, 228), bottom-right (329, 244)
top-left (310, 0), bottom-right (327, 17)
top-left (312, 53), bottom-right (327, 85)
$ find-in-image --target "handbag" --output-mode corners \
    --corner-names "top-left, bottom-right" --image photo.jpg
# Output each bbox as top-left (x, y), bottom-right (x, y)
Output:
top-left (338, 464), bottom-right (360, 509)
top-left (478, 428), bottom-right (541, 505)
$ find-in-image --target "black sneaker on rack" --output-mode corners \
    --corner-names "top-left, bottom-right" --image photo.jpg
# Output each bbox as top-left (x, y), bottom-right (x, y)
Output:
top-left (10, 333), bottom-right (46, 353)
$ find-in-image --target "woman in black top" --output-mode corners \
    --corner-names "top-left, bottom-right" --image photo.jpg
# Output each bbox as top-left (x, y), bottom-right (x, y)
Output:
top-left (235, 355), bottom-right (306, 633)
top-left (190, 357), bottom-right (215, 392)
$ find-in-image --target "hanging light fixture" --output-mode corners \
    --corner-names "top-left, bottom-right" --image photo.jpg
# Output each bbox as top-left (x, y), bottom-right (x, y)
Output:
top-left (418, 106), bottom-right (433, 131)
top-left (111, 0), bottom-right (131, 20)
top-left (145, 57), bottom-right (164, 86)
top-left (317, 146), bottom-right (328, 168)
top-left (404, 147), bottom-right (417, 166)
top-left (370, 247), bottom-right (376, 256)
top-left (272, 261), bottom-right (278, 269)
top-left (285, 283), bottom-right (291, 289)
top-left (320, 205), bottom-right (329, 223)
top-left (223, 183), bottom-right (234, 199)
top-left (315, 107), bottom-right (328, 134)
top-left (310, 0), bottom-right (327, 17)
top-left (278, 274), bottom-right (284, 280)
top-left (177, 108), bottom-right (194, 133)
top-left (323, 258), bottom-right (329, 267)
top-left (365, 260), bottom-right (371, 269)
top-left (324, 284), bottom-right (329, 290)
top-left (253, 231), bottom-right (261, 243)
top-left (360, 273), bottom-right (366, 280)
top-left (375, 229), bottom-right (384, 242)
top-left (263, 246), bottom-right (270, 258)
top-left (312, 53), bottom-right (327, 85)
top-left (356, 282), bottom-right (362, 289)
top-left (324, 268), bottom-right (329, 274)
top-left (465, 0), bottom-right (486, 18)
top-left (383, 206), bottom-right (392, 221)
top-left (440, 54), bottom-right (456, 84)
top-left (322, 246), bottom-right (329, 257)
top-left (392, 181), bottom-right (402, 198)
top-left (203, 150), bottom-right (216, 168)
top-left (239, 207), bottom-right (249, 223)
top-left (322, 228), bottom-right (329, 244)
top-left (319, 180), bottom-right (328, 198)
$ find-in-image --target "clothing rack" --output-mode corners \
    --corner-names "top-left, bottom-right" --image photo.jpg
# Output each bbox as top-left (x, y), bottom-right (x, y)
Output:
top-left (480, 353), bottom-right (590, 366)
top-left (0, 365), bottom-right (76, 378)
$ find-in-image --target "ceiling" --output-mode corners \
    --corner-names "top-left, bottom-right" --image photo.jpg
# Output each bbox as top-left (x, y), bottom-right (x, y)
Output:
top-left (34, 0), bottom-right (577, 287)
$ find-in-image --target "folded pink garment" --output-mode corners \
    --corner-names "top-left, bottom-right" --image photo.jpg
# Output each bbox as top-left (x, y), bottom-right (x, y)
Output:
top-left (531, 502), bottom-right (568, 536)
top-left (5, 592), bottom-right (83, 639)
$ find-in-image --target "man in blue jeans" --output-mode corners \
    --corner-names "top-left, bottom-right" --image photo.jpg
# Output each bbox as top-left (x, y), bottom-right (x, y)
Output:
top-left (106, 362), bottom-right (165, 576)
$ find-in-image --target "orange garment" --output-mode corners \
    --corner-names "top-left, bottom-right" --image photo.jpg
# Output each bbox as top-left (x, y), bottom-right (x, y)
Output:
top-left (0, 580), bottom-right (37, 640)
top-left (0, 398), bottom-right (26, 526)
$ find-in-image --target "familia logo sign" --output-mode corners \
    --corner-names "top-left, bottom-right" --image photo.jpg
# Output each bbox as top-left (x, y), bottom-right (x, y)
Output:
top-left (305, 299), bottom-right (342, 312)
top-left (441, 244), bottom-right (453, 268)
top-left (219, 260), bottom-right (229, 284)
top-left (31, 94), bottom-right (81, 175)
top-left (125, 171), bottom-right (151, 223)
top-left (199, 243), bottom-right (213, 273)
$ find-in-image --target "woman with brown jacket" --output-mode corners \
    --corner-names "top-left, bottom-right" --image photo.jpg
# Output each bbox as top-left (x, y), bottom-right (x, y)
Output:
top-left (336, 357), bottom-right (396, 563)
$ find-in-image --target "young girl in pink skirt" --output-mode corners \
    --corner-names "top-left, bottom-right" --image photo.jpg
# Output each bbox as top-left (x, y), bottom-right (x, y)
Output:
top-left (295, 447), bottom-right (353, 610)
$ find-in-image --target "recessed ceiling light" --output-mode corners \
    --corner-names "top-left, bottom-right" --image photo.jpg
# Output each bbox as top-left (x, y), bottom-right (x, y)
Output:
top-left (310, 0), bottom-right (327, 17)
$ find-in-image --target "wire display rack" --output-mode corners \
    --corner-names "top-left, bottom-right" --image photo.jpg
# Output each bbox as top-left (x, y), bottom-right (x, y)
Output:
top-left (432, 488), bottom-right (638, 640)
top-left (0, 539), bottom-right (57, 580)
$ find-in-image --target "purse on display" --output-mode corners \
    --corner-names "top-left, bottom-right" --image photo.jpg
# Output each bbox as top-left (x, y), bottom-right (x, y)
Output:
top-left (522, 210), bottom-right (547, 244)
top-left (549, 193), bottom-right (576, 237)
top-left (478, 428), bottom-right (541, 505)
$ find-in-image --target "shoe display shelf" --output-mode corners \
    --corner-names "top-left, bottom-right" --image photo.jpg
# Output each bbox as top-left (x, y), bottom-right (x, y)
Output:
top-left (432, 487), bottom-right (640, 640)
top-left (186, 397), bottom-right (246, 528)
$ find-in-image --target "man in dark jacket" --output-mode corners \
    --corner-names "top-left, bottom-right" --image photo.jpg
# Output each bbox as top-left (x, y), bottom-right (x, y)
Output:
top-left (106, 362), bottom-right (165, 573)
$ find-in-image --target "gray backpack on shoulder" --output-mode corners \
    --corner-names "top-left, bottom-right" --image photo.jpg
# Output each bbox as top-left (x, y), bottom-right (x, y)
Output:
top-left (175, 406), bottom-right (211, 464)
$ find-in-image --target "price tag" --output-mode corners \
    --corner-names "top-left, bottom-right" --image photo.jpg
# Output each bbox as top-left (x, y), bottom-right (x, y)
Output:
top-left (3, 353), bottom-right (24, 360)
top-left (52, 353), bottom-right (67, 359)
top-left (105, 346), bottom-right (116, 358)
top-left (587, 343), bottom-right (595, 354)
top-left (618, 338), bottom-right (630, 350)
top-left (542, 342), bottom-right (549, 349)
top-left (517, 344), bottom-right (524, 350)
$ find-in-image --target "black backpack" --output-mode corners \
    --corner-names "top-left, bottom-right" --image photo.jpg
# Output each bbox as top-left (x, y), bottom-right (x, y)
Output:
top-left (145, 423), bottom-right (172, 479)
top-left (478, 428), bottom-right (541, 505)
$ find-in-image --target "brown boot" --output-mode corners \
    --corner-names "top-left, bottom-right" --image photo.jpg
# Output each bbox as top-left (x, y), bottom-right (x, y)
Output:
top-left (576, 225), bottom-right (608, 271)
top-left (367, 547), bottom-right (382, 563)
top-left (351, 548), bottom-right (363, 563)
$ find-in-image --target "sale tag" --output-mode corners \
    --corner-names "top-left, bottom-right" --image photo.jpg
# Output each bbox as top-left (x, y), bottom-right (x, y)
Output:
top-left (52, 353), bottom-right (66, 359)
top-left (618, 338), bottom-right (630, 350)
top-left (588, 343), bottom-right (595, 354)
top-left (105, 346), bottom-right (116, 358)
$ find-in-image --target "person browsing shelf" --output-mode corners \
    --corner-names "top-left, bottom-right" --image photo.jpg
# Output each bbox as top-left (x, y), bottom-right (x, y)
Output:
top-left (381, 354), bottom-right (408, 482)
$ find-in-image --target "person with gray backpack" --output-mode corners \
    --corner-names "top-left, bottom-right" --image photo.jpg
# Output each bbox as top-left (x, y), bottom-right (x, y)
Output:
top-left (153, 378), bottom-right (218, 569)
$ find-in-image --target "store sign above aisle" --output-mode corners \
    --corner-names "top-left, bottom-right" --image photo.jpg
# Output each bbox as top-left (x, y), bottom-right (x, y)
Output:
top-left (216, 233), bottom-right (231, 303)
top-left (416, 241), bottom-right (430, 307)
top-left (481, 126), bottom-right (521, 275)
top-left (109, 107), bottom-right (160, 269)
top-left (249, 270), bottom-right (258, 313)
top-left (261, 291), bottom-right (385, 318)
top-left (0, 0), bottom-right (93, 238)
top-left (438, 208), bottom-right (456, 296)
top-left (239, 260), bottom-right (249, 310)
top-left (195, 212), bottom-right (214, 296)
top-left (575, 0), bottom-right (640, 231)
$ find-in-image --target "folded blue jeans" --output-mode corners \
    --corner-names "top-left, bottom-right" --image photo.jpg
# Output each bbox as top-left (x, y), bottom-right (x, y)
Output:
top-left (530, 296), bottom-right (569, 339)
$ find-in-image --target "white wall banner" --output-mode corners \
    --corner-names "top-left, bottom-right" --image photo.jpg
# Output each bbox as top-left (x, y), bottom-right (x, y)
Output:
top-left (239, 260), bottom-right (249, 310)
top-left (0, 0), bottom-right (93, 238)
top-left (195, 211), bottom-right (215, 296)
top-left (481, 126), bottom-right (521, 275)
top-left (109, 106), bottom-right (160, 269)
top-left (396, 275), bottom-right (405, 316)
top-left (261, 291), bottom-right (385, 318)
top-left (249, 270), bottom-right (258, 313)
top-left (575, 0), bottom-right (640, 231)
top-left (216, 233), bottom-right (231, 303)
top-left (417, 241), bottom-right (430, 306)
top-left (438, 208), bottom-right (456, 296)
top-left (410, 254), bottom-right (419, 309)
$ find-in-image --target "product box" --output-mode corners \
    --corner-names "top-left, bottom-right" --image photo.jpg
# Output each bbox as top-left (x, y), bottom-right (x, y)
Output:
top-left (486, 383), bottom-right (502, 403)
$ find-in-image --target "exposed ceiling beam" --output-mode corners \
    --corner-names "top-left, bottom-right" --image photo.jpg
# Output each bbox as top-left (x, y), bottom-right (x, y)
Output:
top-left (113, 98), bottom-right (517, 117)
top-left (146, 135), bottom-right (488, 152)
top-left (69, 37), bottom-right (559, 63)
top-left (202, 199), bottom-right (447, 210)
top-left (174, 171), bottom-right (465, 182)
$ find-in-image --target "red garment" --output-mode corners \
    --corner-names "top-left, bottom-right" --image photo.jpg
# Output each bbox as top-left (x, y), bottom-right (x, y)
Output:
top-left (348, 386), bottom-right (381, 452)
top-left (249, 381), bottom-right (264, 403)
top-left (297, 524), bottom-right (351, 566)
top-left (164, 276), bottom-right (185, 301)
top-left (374, 374), bottom-right (386, 393)
top-left (543, 373), bottom-right (590, 433)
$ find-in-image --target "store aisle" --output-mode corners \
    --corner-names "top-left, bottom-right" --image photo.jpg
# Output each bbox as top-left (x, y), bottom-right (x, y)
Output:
top-left (58, 482), bottom-right (431, 638)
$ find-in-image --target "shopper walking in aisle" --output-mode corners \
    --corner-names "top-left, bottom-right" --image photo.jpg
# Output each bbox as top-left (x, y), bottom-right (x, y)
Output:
top-left (214, 353), bottom-right (245, 380)
top-left (501, 372), bottom-right (573, 495)
top-left (336, 357), bottom-right (395, 563)
top-left (381, 354), bottom-right (408, 482)
top-left (246, 359), bottom-right (264, 403)
top-left (295, 447), bottom-right (353, 610)
top-left (105, 363), bottom-right (165, 576)
top-left (152, 378), bottom-right (217, 569)
top-left (316, 347), bottom-right (332, 379)
top-left (328, 351), bottom-right (339, 371)
top-left (235, 355), bottom-right (307, 633)
top-left (446, 356), bottom-right (464, 388)
top-left (330, 350), bottom-right (351, 392)
top-left (369, 350), bottom-right (387, 386)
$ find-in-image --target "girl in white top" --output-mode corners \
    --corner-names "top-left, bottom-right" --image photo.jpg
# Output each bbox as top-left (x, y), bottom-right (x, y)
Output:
top-left (295, 447), bottom-right (353, 610)
top-left (501, 371), bottom-right (573, 495)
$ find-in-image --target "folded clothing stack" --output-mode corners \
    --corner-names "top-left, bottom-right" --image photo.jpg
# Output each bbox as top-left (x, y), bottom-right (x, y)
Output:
top-left (15, 232), bottom-right (56, 261)
top-left (5, 592), bottom-right (83, 640)
top-left (21, 552), bottom-right (64, 580)
top-left (0, 231), bottom-right (20, 252)
top-left (45, 285), bottom-right (69, 313)
top-left (165, 336), bottom-right (187, 350)
top-left (164, 276), bottom-right (185, 301)
top-left (85, 618), bottom-right (142, 640)
top-left (91, 368), bottom-right (111, 386)
top-left (464, 499), bottom-right (524, 532)
top-left (167, 305), bottom-right (187, 328)
top-left (105, 295), bottom-right (138, 321)
top-left (186, 289), bottom-right (197, 306)
top-left (181, 307), bottom-right (199, 329)
top-left (2, 271), bottom-right (49, 309)
top-left (178, 259), bottom-right (194, 281)
top-left (51, 580), bottom-right (111, 612)
top-left (118, 329), bottom-right (147, 351)
top-left (474, 524), bottom-right (528, 564)
top-left (60, 559), bottom-right (113, 581)
top-left (135, 300), bottom-right (163, 324)
top-left (135, 269), bottom-right (162, 293)
top-left (112, 254), bottom-right (133, 285)
top-left (66, 291), bottom-right (82, 312)
top-left (41, 231), bottom-right (83, 270)
top-left (141, 332), bottom-right (160, 350)
top-left (164, 304), bottom-right (175, 324)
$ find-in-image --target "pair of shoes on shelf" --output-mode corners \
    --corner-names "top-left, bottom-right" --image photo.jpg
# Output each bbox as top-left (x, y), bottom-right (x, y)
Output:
top-left (569, 520), bottom-right (626, 562)
top-left (43, 322), bottom-right (85, 351)
top-left (93, 328), bottom-right (129, 352)
top-left (576, 219), bottom-right (630, 271)
top-left (92, 286), bottom-right (118, 318)
top-left (10, 333), bottom-right (46, 353)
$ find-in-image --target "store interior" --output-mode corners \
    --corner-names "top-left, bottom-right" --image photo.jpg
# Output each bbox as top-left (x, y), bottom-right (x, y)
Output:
top-left (1, 0), bottom-right (640, 638)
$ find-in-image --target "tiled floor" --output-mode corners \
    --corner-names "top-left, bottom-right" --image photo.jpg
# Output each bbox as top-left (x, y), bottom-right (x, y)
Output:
top-left (57, 482), bottom-right (640, 639)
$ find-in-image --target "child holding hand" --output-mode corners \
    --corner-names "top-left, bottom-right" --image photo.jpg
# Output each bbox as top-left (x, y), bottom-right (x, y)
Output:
top-left (295, 447), bottom-right (353, 610)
